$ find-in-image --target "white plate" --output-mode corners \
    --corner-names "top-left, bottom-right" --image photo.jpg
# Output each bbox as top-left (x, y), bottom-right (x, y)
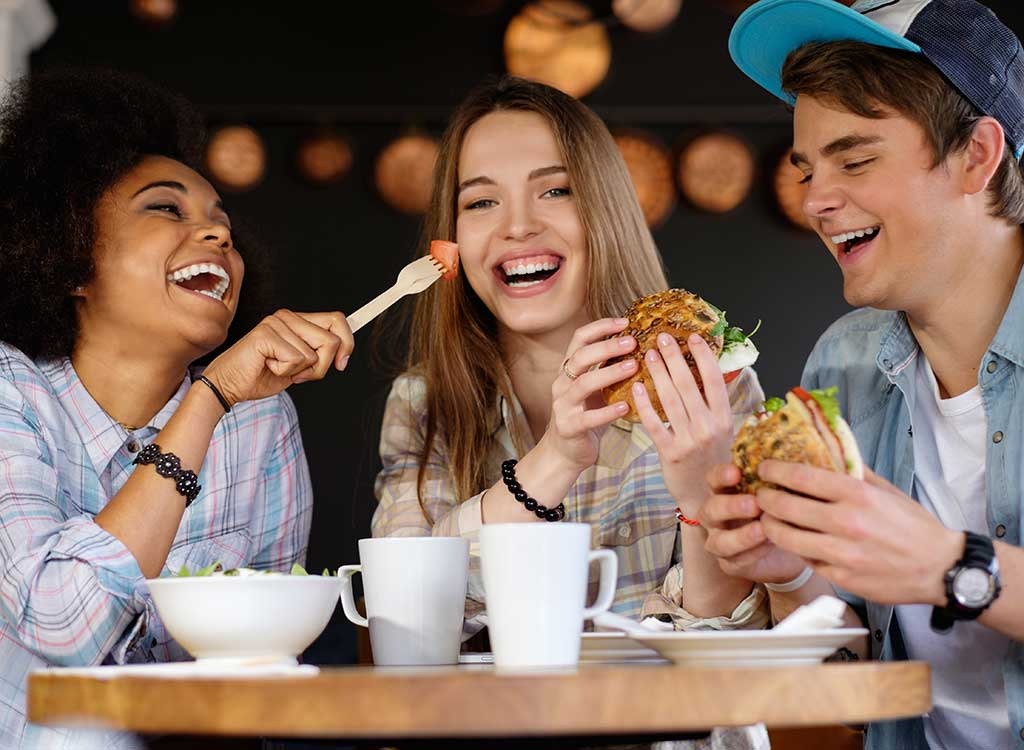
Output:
top-left (580, 631), bottom-right (667, 663)
top-left (631, 628), bottom-right (868, 668)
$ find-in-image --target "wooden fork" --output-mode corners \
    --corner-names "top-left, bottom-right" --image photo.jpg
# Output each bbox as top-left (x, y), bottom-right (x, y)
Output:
top-left (346, 255), bottom-right (446, 333)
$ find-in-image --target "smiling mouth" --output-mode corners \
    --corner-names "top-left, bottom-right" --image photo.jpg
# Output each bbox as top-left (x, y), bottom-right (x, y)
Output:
top-left (830, 226), bottom-right (880, 255)
top-left (167, 262), bottom-right (230, 302)
top-left (496, 254), bottom-right (563, 288)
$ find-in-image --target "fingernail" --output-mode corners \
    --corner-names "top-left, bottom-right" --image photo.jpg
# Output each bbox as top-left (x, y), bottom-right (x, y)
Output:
top-left (615, 402), bottom-right (629, 413)
top-left (618, 336), bottom-right (634, 348)
top-left (689, 333), bottom-right (703, 346)
top-left (645, 349), bottom-right (659, 362)
top-left (621, 359), bottom-right (637, 370)
top-left (657, 333), bottom-right (673, 348)
top-left (632, 382), bottom-right (645, 395)
top-left (339, 355), bottom-right (350, 371)
top-left (615, 317), bottom-right (629, 325)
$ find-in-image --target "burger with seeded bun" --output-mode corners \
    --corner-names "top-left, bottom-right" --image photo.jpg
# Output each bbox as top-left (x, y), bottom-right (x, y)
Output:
top-left (603, 288), bottom-right (760, 422)
top-left (732, 386), bottom-right (864, 495)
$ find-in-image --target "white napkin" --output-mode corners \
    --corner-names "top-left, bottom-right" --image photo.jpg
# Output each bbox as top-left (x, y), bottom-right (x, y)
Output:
top-left (592, 610), bottom-right (672, 634)
top-left (33, 660), bottom-right (320, 680)
top-left (773, 594), bottom-right (848, 633)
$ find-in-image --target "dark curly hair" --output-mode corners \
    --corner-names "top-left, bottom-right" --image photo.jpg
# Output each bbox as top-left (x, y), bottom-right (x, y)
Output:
top-left (0, 67), bottom-right (270, 360)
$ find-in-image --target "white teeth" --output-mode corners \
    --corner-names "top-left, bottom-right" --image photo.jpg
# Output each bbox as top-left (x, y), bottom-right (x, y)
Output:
top-left (166, 262), bottom-right (230, 301)
top-left (507, 279), bottom-right (545, 288)
top-left (166, 262), bottom-right (230, 283)
top-left (829, 226), bottom-right (879, 245)
top-left (501, 258), bottom-right (562, 276)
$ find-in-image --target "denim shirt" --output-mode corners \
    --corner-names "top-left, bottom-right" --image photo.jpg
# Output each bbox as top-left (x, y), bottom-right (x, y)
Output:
top-left (801, 274), bottom-right (1024, 750)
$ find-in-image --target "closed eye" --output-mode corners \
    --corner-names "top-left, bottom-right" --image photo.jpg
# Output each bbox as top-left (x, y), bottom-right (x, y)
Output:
top-left (798, 173), bottom-right (812, 185)
top-left (148, 203), bottom-right (183, 217)
top-left (843, 158), bottom-right (875, 172)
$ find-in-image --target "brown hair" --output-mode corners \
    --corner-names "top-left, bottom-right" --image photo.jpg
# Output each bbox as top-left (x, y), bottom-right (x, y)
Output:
top-left (782, 41), bottom-right (1024, 224)
top-left (407, 76), bottom-right (667, 510)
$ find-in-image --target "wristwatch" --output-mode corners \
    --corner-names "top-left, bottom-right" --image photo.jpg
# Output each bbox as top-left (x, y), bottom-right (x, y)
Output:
top-left (930, 531), bottom-right (1001, 633)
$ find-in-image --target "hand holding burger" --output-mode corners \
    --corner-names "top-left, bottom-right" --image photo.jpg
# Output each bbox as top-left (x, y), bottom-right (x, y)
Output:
top-left (603, 289), bottom-right (760, 422)
top-left (732, 386), bottom-right (864, 494)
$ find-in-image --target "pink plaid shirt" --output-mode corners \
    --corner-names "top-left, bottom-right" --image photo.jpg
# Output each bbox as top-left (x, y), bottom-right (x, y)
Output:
top-left (0, 343), bottom-right (313, 748)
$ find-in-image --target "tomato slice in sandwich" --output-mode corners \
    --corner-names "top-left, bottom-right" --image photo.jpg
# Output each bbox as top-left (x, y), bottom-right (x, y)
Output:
top-left (789, 387), bottom-right (863, 478)
top-left (429, 240), bottom-right (459, 281)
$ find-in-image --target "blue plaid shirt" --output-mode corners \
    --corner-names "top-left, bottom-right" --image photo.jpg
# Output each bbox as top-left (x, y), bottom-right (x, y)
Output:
top-left (0, 343), bottom-right (313, 748)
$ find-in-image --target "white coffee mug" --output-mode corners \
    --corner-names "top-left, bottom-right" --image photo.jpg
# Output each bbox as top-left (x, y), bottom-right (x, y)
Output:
top-left (339, 537), bottom-right (469, 666)
top-left (480, 522), bottom-right (617, 668)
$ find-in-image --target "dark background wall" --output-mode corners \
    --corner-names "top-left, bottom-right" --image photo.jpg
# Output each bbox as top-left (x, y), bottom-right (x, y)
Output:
top-left (30, 0), bottom-right (1024, 664)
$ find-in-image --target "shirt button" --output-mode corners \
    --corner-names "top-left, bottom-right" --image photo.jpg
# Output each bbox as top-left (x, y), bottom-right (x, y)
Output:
top-left (126, 439), bottom-right (141, 453)
top-left (996, 524), bottom-right (1006, 538)
top-left (1019, 727), bottom-right (1024, 741)
top-left (992, 431), bottom-right (1004, 444)
top-left (882, 359), bottom-right (892, 370)
top-left (987, 360), bottom-right (997, 373)
top-left (618, 524), bottom-right (631, 539)
top-left (874, 629), bottom-right (883, 642)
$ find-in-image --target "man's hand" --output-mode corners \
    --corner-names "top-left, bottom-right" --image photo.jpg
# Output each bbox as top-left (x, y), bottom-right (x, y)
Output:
top-left (755, 461), bottom-right (963, 606)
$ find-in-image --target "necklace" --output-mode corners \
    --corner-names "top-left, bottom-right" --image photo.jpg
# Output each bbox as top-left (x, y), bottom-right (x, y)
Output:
top-left (116, 421), bottom-right (144, 433)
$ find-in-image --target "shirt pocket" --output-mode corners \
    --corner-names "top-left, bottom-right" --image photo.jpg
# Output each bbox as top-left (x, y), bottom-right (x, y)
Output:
top-left (164, 529), bottom-right (252, 575)
top-left (593, 494), bottom-right (678, 612)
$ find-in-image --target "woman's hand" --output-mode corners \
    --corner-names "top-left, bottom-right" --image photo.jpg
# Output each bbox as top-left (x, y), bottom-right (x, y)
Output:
top-left (633, 333), bottom-right (733, 517)
top-left (699, 463), bottom-right (808, 584)
top-left (202, 309), bottom-right (354, 407)
top-left (540, 317), bottom-right (638, 472)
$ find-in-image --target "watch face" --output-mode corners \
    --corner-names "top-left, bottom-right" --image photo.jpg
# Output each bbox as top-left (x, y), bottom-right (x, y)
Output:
top-left (953, 567), bottom-right (993, 608)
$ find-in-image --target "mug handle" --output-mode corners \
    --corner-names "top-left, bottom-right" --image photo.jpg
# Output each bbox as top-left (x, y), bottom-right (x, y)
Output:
top-left (338, 564), bottom-right (368, 627)
top-left (581, 549), bottom-right (618, 620)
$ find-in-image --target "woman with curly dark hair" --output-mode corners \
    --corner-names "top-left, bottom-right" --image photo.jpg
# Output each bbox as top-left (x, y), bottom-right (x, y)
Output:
top-left (0, 69), bottom-right (353, 748)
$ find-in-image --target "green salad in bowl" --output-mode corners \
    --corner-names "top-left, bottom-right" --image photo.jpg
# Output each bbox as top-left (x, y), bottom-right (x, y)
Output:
top-left (147, 560), bottom-right (342, 663)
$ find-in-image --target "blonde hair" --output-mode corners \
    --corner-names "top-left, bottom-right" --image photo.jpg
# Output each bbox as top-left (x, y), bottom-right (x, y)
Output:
top-left (408, 76), bottom-right (667, 510)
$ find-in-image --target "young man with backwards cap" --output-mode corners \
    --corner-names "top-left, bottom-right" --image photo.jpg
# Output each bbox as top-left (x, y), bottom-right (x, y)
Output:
top-left (698, 1), bottom-right (1024, 748)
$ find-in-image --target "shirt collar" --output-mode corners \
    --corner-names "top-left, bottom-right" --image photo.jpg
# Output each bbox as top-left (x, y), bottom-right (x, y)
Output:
top-left (989, 263), bottom-right (1024, 368)
top-left (876, 263), bottom-right (1024, 376)
top-left (875, 310), bottom-right (920, 380)
top-left (39, 358), bottom-right (192, 477)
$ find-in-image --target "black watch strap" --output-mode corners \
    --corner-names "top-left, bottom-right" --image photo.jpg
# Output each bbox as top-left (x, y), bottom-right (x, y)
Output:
top-left (930, 531), bottom-right (1000, 632)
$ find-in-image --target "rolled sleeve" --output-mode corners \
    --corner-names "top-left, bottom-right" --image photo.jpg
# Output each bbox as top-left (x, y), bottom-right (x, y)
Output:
top-left (728, 366), bottom-right (767, 431)
top-left (0, 393), bottom-right (150, 666)
top-left (1, 489), bottom-right (148, 665)
top-left (641, 563), bottom-right (771, 631)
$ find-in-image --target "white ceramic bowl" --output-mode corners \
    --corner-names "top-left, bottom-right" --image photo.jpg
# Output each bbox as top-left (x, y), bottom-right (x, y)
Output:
top-left (146, 575), bottom-right (342, 663)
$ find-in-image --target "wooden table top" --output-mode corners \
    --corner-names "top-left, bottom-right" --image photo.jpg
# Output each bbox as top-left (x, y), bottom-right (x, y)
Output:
top-left (28, 661), bottom-right (931, 740)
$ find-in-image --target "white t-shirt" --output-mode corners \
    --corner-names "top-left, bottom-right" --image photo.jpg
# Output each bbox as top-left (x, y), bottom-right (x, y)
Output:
top-left (896, 355), bottom-right (1011, 750)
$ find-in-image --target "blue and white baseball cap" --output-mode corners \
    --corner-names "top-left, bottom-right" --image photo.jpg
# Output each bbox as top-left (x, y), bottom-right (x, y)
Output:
top-left (729, 0), bottom-right (1024, 158)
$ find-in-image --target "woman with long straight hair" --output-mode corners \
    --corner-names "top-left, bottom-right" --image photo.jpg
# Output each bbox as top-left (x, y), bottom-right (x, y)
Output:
top-left (373, 77), bottom-right (769, 649)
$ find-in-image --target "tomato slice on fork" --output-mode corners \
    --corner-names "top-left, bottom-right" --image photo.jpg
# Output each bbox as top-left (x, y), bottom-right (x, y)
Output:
top-left (429, 240), bottom-right (460, 281)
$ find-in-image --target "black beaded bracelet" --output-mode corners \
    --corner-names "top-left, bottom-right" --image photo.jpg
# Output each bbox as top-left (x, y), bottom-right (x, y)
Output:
top-left (500, 459), bottom-right (565, 522)
top-left (133, 443), bottom-right (202, 507)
